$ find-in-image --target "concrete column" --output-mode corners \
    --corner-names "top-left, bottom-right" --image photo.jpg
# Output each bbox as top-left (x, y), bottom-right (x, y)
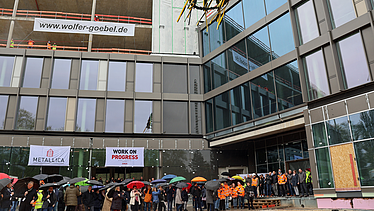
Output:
top-left (88, 0), bottom-right (97, 52)
top-left (6, 0), bottom-right (20, 48)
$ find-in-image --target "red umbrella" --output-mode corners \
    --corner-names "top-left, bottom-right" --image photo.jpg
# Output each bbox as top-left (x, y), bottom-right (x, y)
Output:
top-left (127, 181), bottom-right (144, 189)
top-left (0, 173), bottom-right (10, 180)
top-left (12, 178), bottom-right (18, 185)
top-left (182, 183), bottom-right (192, 192)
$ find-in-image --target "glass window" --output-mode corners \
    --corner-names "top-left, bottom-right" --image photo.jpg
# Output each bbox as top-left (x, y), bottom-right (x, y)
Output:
top-left (326, 116), bottom-right (351, 145)
top-left (0, 95), bottom-right (8, 129)
top-left (247, 27), bottom-right (271, 71)
top-left (337, 33), bottom-right (371, 89)
top-left (134, 100), bottom-right (152, 133)
top-left (212, 52), bottom-right (227, 89)
top-left (190, 102), bottom-right (202, 134)
top-left (304, 50), bottom-right (330, 100)
top-left (76, 98), bottom-right (96, 132)
top-left (274, 61), bottom-right (303, 111)
top-left (163, 101), bottom-right (188, 134)
top-left (268, 163), bottom-right (280, 172)
top-left (355, 140), bottom-right (374, 186)
top-left (227, 40), bottom-right (248, 81)
top-left (251, 71), bottom-right (277, 119)
top-left (46, 97), bottom-right (67, 131)
top-left (16, 96), bottom-right (38, 130)
top-left (0, 56), bottom-right (15, 87)
top-left (243, 0), bottom-right (266, 28)
top-left (135, 63), bottom-right (153, 93)
top-left (295, 1), bottom-right (319, 44)
top-left (203, 62), bottom-right (211, 93)
top-left (230, 83), bottom-right (251, 125)
top-left (105, 99), bottom-right (125, 133)
top-left (51, 59), bottom-right (71, 89)
top-left (315, 147), bottom-right (335, 188)
top-left (163, 64), bottom-right (187, 94)
top-left (267, 146), bottom-right (279, 163)
top-left (256, 148), bottom-right (267, 164)
top-left (268, 13), bottom-right (295, 58)
top-left (265, 0), bottom-right (287, 14)
top-left (205, 99), bottom-right (214, 133)
top-left (92, 149), bottom-right (105, 167)
top-left (285, 142), bottom-right (302, 161)
top-left (257, 164), bottom-right (268, 173)
top-left (214, 91), bottom-right (231, 130)
top-left (312, 122), bottom-right (328, 147)
top-left (22, 57), bottom-right (43, 88)
top-left (202, 30), bottom-right (210, 56)
top-left (328, 0), bottom-right (356, 28)
top-left (209, 21), bottom-right (225, 53)
top-left (80, 60), bottom-right (99, 90)
top-left (224, 2), bottom-right (245, 41)
top-left (107, 61), bottom-right (126, 92)
top-left (189, 65), bottom-right (201, 94)
top-left (302, 140), bottom-right (309, 158)
top-left (350, 110), bottom-right (374, 141)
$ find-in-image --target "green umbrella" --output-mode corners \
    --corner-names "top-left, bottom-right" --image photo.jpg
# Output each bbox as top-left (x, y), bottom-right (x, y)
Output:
top-left (75, 178), bottom-right (89, 186)
top-left (169, 176), bottom-right (186, 184)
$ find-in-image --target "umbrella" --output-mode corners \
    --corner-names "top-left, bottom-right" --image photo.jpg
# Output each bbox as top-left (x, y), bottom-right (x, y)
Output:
top-left (156, 183), bottom-right (169, 188)
top-left (151, 179), bottom-right (167, 184)
top-left (176, 182), bottom-right (188, 189)
top-left (46, 174), bottom-right (63, 183)
top-left (205, 180), bottom-right (220, 191)
top-left (68, 177), bottom-right (86, 185)
top-left (162, 175), bottom-right (177, 180)
top-left (0, 173), bottom-right (10, 180)
top-left (191, 177), bottom-right (207, 183)
top-left (0, 178), bottom-right (12, 191)
top-left (139, 181), bottom-right (151, 186)
top-left (107, 186), bottom-right (124, 198)
top-left (86, 180), bottom-right (103, 186)
top-left (232, 176), bottom-right (243, 181)
top-left (14, 178), bottom-right (39, 196)
top-left (32, 174), bottom-right (48, 181)
top-left (120, 179), bottom-right (134, 185)
top-left (91, 185), bottom-right (104, 189)
top-left (99, 182), bottom-right (115, 191)
top-left (169, 177), bottom-right (186, 184)
top-left (80, 185), bottom-right (90, 193)
top-left (127, 181), bottom-right (144, 189)
top-left (183, 183), bottom-right (192, 192)
top-left (221, 172), bottom-right (230, 177)
top-left (218, 178), bottom-right (229, 183)
top-left (12, 178), bottom-right (18, 185)
top-left (39, 183), bottom-right (60, 191)
top-left (57, 178), bottom-right (70, 186)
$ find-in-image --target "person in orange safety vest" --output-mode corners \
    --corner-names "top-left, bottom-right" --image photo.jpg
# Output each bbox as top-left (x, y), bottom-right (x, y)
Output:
top-left (217, 185), bottom-right (226, 210)
top-left (278, 171), bottom-right (287, 197)
top-left (235, 182), bottom-right (245, 209)
top-left (28, 39), bottom-right (35, 48)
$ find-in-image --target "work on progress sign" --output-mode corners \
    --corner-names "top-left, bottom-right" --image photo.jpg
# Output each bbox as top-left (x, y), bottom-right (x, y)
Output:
top-left (33, 18), bottom-right (135, 36)
top-left (105, 147), bottom-right (144, 167)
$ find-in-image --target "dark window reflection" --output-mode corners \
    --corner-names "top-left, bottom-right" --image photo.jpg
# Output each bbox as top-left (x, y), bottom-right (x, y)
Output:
top-left (312, 122), bottom-right (328, 147)
top-left (315, 147), bottom-right (334, 188)
top-left (0, 56), bottom-right (15, 87)
top-left (354, 140), bottom-right (374, 186)
top-left (267, 146), bottom-right (278, 163)
top-left (16, 96), bottom-right (38, 130)
top-left (302, 140), bottom-right (309, 158)
top-left (144, 150), bottom-right (160, 167)
top-left (189, 65), bottom-right (201, 94)
top-left (284, 142), bottom-right (302, 161)
top-left (80, 60), bottom-right (99, 90)
top-left (163, 101), bottom-right (188, 134)
top-left (46, 97), bottom-right (67, 131)
top-left (23, 57), bottom-right (43, 88)
top-left (350, 110), bottom-right (374, 141)
top-left (214, 91), bottom-right (231, 130)
top-left (105, 99), bottom-right (125, 133)
top-left (247, 27), bottom-right (271, 71)
top-left (227, 40), bottom-right (248, 81)
top-left (76, 98), bottom-right (96, 132)
top-left (209, 22), bottom-right (225, 53)
top-left (230, 83), bottom-right (251, 125)
top-left (0, 95), bottom-right (8, 129)
top-left (326, 116), bottom-right (351, 145)
top-left (268, 163), bottom-right (280, 173)
top-left (251, 71), bottom-right (277, 119)
top-left (212, 52), bottom-right (227, 89)
top-left (203, 62), bottom-right (212, 93)
top-left (163, 64), bottom-right (187, 94)
top-left (256, 148), bottom-right (266, 164)
top-left (257, 165), bottom-right (268, 173)
top-left (243, 0), bottom-right (266, 28)
top-left (51, 59), bottom-right (71, 89)
top-left (268, 13), bottom-right (295, 58)
top-left (274, 61), bottom-right (303, 111)
top-left (205, 99), bottom-right (214, 133)
top-left (224, 2), bottom-right (245, 41)
top-left (134, 100), bottom-right (152, 133)
top-left (107, 61), bottom-right (126, 92)
top-left (265, 0), bottom-right (287, 14)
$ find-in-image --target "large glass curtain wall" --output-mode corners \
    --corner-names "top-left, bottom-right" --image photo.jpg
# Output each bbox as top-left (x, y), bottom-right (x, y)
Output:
top-left (205, 61), bottom-right (303, 133)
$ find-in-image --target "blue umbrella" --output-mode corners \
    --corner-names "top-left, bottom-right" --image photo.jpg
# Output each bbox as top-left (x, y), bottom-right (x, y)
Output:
top-left (151, 179), bottom-right (167, 184)
top-left (162, 175), bottom-right (177, 180)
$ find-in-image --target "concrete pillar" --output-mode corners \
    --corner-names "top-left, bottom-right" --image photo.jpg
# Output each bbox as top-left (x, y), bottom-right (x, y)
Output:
top-left (6, 0), bottom-right (20, 48)
top-left (88, 0), bottom-right (97, 52)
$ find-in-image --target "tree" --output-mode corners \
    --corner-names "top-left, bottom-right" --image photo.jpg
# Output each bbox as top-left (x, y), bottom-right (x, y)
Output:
top-left (16, 109), bottom-right (35, 129)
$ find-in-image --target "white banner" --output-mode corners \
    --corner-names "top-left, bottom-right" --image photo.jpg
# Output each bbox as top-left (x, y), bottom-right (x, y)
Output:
top-left (105, 147), bottom-right (144, 167)
top-left (33, 18), bottom-right (135, 36)
top-left (28, 145), bottom-right (71, 166)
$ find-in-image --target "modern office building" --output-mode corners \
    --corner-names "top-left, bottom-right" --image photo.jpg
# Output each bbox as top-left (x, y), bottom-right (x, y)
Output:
top-left (0, 0), bottom-right (374, 209)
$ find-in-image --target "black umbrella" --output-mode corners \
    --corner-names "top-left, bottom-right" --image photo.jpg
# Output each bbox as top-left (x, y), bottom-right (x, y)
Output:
top-left (46, 174), bottom-right (63, 183)
top-left (39, 183), bottom-right (60, 191)
top-left (68, 177), bottom-right (86, 184)
top-left (218, 178), bottom-right (229, 183)
top-left (79, 186), bottom-right (90, 193)
top-left (107, 186), bottom-right (125, 198)
top-left (63, 177), bottom-right (71, 181)
top-left (205, 180), bottom-right (220, 191)
top-left (57, 178), bottom-right (69, 186)
top-left (221, 172), bottom-right (230, 177)
top-left (86, 180), bottom-right (103, 186)
top-left (156, 183), bottom-right (169, 188)
top-left (0, 178), bottom-right (12, 191)
top-left (176, 182), bottom-right (188, 189)
top-left (139, 181), bottom-right (151, 186)
top-left (32, 174), bottom-right (48, 181)
top-left (14, 178), bottom-right (40, 196)
top-left (120, 179), bottom-right (134, 185)
top-left (99, 183), bottom-right (115, 191)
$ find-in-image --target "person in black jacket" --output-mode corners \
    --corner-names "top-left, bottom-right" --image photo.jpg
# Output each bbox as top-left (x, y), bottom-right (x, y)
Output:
top-left (165, 185), bottom-right (175, 211)
top-left (1, 182), bottom-right (13, 211)
top-left (265, 173), bottom-right (272, 197)
top-left (190, 183), bottom-right (201, 211)
top-left (111, 186), bottom-right (124, 211)
top-left (57, 187), bottom-right (65, 211)
top-left (244, 183), bottom-right (254, 210)
top-left (271, 171), bottom-right (278, 196)
top-left (93, 189), bottom-right (103, 211)
top-left (42, 187), bottom-right (57, 211)
top-left (20, 181), bottom-right (38, 211)
top-left (82, 186), bottom-right (95, 211)
top-left (158, 186), bottom-right (166, 211)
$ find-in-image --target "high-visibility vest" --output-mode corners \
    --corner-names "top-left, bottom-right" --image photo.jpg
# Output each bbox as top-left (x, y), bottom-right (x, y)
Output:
top-left (223, 185), bottom-right (230, 197)
top-left (28, 41), bottom-right (34, 46)
top-left (35, 191), bottom-right (43, 209)
top-left (236, 185), bottom-right (245, 197)
top-left (306, 171), bottom-right (312, 183)
top-left (52, 44), bottom-right (57, 50)
top-left (278, 175), bottom-right (287, 185)
top-left (217, 189), bottom-right (226, 200)
top-left (10, 40), bottom-right (14, 48)
top-left (251, 178), bottom-right (258, 186)
top-left (231, 187), bottom-right (237, 198)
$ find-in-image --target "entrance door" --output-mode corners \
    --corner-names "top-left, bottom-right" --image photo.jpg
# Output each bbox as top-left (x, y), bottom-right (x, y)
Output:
top-left (330, 143), bottom-right (360, 191)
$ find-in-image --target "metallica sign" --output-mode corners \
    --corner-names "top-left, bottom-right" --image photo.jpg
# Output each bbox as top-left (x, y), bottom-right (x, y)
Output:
top-left (28, 145), bottom-right (71, 166)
